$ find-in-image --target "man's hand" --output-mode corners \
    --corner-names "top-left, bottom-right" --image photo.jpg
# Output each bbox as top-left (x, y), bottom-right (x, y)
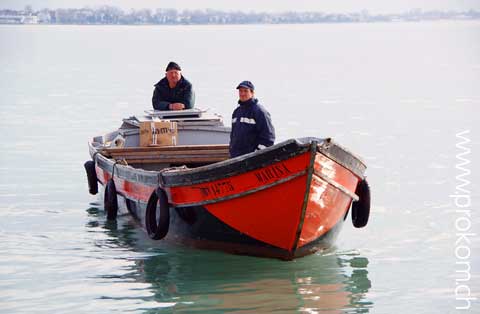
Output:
top-left (169, 103), bottom-right (185, 110)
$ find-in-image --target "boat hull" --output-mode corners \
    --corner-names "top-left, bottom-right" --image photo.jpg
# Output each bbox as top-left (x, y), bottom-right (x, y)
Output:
top-left (91, 138), bottom-right (365, 259)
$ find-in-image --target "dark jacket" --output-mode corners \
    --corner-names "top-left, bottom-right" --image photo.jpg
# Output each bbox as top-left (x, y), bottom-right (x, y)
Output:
top-left (152, 76), bottom-right (195, 110)
top-left (229, 98), bottom-right (275, 158)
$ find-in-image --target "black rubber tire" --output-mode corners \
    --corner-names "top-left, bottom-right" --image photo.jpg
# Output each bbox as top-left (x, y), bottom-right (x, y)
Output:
top-left (352, 179), bottom-right (370, 228)
top-left (84, 160), bottom-right (98, 195)
top-left (104, 179), bottom-right (118, 220)
top-left (145, 188), bottom-right (170, 240)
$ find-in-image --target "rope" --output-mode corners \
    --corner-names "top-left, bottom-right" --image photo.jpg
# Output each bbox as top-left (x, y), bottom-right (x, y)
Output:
top-left (112, 160), bottom-right (118, 178)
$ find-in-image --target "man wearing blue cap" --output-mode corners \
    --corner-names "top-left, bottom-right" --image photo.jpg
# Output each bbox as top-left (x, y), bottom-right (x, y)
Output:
top-left (229, 81), bottom-right (275, 158)
top-left (152, 61), bottom-right (195, 110)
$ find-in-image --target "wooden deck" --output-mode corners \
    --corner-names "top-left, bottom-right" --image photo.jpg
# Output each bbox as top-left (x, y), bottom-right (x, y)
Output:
top-left (101, 144), bottom-right (230, 164)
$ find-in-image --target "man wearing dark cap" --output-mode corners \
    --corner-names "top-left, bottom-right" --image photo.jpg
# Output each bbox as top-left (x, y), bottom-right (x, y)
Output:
top-left (229, 81), bottom-right (275, 158)
top-left (152, 61), bottom-right (195, 110)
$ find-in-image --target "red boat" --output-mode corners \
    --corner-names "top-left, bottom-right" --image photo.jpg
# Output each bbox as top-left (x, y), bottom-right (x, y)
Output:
top-left (85, 110), bottom-right (370, 260)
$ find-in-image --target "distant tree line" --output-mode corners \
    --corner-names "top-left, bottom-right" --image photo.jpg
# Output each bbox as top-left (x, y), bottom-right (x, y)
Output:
top-left (1, 6), bottom-right (479, 25)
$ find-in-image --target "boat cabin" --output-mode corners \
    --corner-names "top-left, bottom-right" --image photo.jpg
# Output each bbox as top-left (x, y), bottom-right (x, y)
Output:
top-left (90, 108), bottom-right (231, 171)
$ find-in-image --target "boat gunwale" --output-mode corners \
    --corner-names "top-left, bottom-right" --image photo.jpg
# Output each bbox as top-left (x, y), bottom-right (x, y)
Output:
top-left (89, 138), bottom-right (313, 188)
top-left (89, 137), bottom-right (366, 188)
top-left (161, 138), bottom-right (312, 187)
top-left (316, 138), bottom-right (366, 179)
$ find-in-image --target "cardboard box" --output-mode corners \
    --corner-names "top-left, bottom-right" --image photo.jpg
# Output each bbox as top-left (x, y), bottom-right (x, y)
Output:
top-left (139, 120), bottom-right (178, 147)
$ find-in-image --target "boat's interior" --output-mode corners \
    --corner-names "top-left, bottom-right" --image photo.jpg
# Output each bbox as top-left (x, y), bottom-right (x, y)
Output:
top-left (93, 109), bottom-right (232, 171)
top-left (100, 144), bottom-right (230, 171)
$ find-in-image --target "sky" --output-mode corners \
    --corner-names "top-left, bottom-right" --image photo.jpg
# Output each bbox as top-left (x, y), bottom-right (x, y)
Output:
top-left (1, 0), bottom-right (480, 13)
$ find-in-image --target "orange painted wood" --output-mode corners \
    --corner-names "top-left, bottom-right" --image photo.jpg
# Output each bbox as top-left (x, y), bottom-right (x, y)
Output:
top-left (296, 152), bottom-right (360, 248)
top-left (205, 174), bottom-right (309, 250)
top-left (169, 153), bottom-right (310, 205)
top-left (313, 153), bottom-right (360, 194)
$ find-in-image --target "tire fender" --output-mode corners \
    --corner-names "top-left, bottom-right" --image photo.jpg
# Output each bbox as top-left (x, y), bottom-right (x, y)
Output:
top-left (104, 179), bottom-right (118, 220)
top-left (352, 179), bottom-right (370, 228)
top-left (145, 187), bottom-right (170, 240)
top-left (84, 160), bottom-right (98, 195)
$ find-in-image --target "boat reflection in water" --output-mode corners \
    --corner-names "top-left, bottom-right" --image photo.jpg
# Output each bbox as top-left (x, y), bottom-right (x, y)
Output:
top-left (86, 207), bottom-right (373, 313)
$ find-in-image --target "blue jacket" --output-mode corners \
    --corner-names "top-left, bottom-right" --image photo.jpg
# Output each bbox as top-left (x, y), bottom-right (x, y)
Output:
top-left (152, 76), bottom-right (195, 110)
top-left (229, 98), bottom-right (275, 158)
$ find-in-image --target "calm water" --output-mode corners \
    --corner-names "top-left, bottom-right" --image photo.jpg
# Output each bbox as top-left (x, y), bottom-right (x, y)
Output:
top-left (0, 22), bottom-right (479, 313)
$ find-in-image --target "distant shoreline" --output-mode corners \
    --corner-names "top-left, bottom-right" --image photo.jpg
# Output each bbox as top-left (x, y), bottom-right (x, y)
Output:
top-left (1, 7), bottom-right (479, 25)
top-left (1, 20), bottom-right (479, 27)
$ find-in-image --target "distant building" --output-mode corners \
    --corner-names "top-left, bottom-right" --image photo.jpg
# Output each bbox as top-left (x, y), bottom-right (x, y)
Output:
top-left (37, 10), bottom-right (52, 23)
top-left (23, 15), bottom-right (38, 24)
